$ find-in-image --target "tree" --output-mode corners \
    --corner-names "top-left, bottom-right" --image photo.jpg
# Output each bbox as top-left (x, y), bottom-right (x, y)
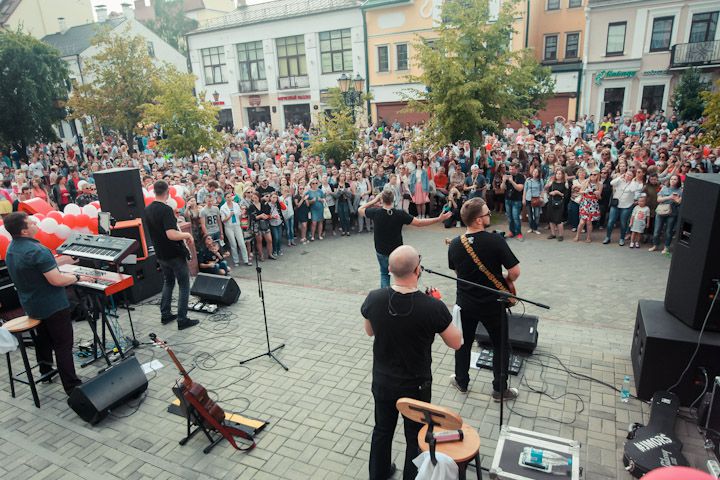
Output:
top-left (68, 27), bottom-right (161, 142)
top-left (701, 80), bottom-right (720, 147)
top-left (142, 0), bottom-right (197, 55)
top-left (307, 88), bottom-right (364, 162)
top-left (0, 29), bottom-right (71, 154)
top-left (671, 68), bottom-right (711, 121)
top-left (141, 69), bottom-right (224, 159)
top-left (405, 0), bottom-right (554, 145)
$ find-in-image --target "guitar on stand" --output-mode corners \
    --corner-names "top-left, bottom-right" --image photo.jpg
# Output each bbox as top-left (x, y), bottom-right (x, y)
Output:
top-left (150, 334), bottom-right (256, 454)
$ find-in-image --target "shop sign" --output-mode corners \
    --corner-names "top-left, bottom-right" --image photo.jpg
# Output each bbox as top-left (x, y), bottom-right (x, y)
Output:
top-left (249, 95), bottom-right (261, 106)
top-left (642, 69), bottom-right (669, 76)
top-left (278, 95), bottom-right (311, 101)
top-left (593, 70), bottom-right (636, 85)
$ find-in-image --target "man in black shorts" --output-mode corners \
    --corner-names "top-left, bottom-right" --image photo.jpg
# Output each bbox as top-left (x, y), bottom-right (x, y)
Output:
top-left (362, 245), bottom-right (461, 480)
top-left (359, 190), bottom-right (451, 287)
top-left (447, 197), bottom-right (521, 400)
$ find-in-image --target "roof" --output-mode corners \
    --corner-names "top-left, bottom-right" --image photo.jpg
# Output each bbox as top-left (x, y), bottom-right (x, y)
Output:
top-left (191, 0), bottom-right (359, 33)
top-left (0, 0), bottom-right (22, 25)
top-left (361, 0), bottom-right (411, 9)
top-left (41, 17), bottom-right (125, 57)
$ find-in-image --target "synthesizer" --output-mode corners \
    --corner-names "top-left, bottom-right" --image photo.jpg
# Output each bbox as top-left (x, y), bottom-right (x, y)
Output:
top-left (59, 264), bottom-right (134, 296)
top-left (57, 233), bottom-right (137, 263)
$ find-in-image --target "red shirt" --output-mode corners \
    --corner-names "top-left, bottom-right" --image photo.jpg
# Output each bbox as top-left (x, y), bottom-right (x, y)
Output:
top-left (434, 173), bottom-right (449, 190)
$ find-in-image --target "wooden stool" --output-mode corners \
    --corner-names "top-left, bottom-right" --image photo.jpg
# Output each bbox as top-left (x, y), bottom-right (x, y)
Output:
top-left (397, 398), bottom-right (482, 480)
top-left (3, 316), bottom-right (55, 408)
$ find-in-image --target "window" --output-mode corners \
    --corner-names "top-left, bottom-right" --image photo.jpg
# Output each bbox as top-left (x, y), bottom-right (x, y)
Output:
top-left (606, 22), bottom-right (626, 56)
top-left (689, 11), bottom-right (718, 43)
top-left (544, 35), bottom-right (558, 61)
top-left (569, 0), bottom-right (582, 7)
top-left (641, 85), bottom-right (665, 114)
top-left (237, 41), bottom-right (266, 90)
top-left (547, 0), bottom-right (559, 10)
top-left (377, 45), bottom-right (389, 72)
top-left (603, 87), bottom-right (625, 117)
top-left (201, 46), bottom-right (226, 85)
top-left (565, 33), bottom-right (579, 59)
top-left (319, 29), bottom-right (352, 74)
top-left (650, 16), bottom-right (674, 52)
top-left (147, 41), bottom-right (155, 58)
top-left (396, 43), bottom-right (408, 70)
top-left (276, 35), bottom-right (307, 78)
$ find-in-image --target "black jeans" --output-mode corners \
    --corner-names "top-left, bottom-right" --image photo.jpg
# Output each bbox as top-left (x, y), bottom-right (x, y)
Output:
top-left (455, 303), bottom-right (509, 392)
top-left (35, 307), bottom-right (81, 394)
top-left (158, 256), bottom-right (190, 322)
top-left (370, 380), bottom-right (431, 480)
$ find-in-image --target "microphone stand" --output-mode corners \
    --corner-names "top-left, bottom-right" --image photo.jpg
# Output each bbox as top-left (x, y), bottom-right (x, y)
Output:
top-left (421, 266), bottom-right (549, 429)
top-left (239, 212), bottom-right (288, 371)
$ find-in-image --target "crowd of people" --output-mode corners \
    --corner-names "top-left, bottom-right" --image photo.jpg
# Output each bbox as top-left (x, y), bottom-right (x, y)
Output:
top-left (1, 108), bottom-right (717, 267)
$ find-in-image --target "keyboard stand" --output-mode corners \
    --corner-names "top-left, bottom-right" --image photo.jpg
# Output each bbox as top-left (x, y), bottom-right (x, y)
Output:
top-left (75, 289), bottom-right (127, 369)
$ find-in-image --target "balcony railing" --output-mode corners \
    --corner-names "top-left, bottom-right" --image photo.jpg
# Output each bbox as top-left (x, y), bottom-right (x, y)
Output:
top-left (238, 79), bottom-right (268, 93)
top-left (278, 75), bottom-right (310, 90)
top-left (670, 40), bottom-right (720, 68)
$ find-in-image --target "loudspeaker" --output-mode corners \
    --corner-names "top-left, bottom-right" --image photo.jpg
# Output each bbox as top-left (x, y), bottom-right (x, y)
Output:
top-left (664, 174), bottom-right (720, 331)
top-left (67, 356), bottom-right (148, 424)
top-left (191, 273), bottom-right (240, 305)
top-left (111, 219), bottom-right (149, 260)
top-left (121, 255), bottom-right (163, 303)
top-left (94, 168), bottom-right (146, 222)
top-left (632, 300), bottom-right (720, 406)
top-left (475, 313), bottom-right (539, 353)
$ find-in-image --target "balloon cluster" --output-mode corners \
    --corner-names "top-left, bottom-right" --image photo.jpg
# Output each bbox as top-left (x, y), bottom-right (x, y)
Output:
top-left (142, 185), bottom-right (185, 211)
top-left (0, 202), bottom-right (101, 259)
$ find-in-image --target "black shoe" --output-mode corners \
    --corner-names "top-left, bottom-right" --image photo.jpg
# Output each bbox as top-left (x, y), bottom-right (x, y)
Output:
top-left (386, 463), bottom-right (397, 479)
top-left (177, 318), bottom-right (200, 330)
top-left (492, 387), bottom-right (519, 402)
top-left (161, 314), bottom-right (177, 325)
top-left (450, 375), bottom-right (468, 394)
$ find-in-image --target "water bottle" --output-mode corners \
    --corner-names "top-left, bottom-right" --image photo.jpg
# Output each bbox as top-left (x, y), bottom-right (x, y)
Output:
top-left (522, 447), bottom-right (571, 470)
top-left (620, 375), bottom-right (631, 403)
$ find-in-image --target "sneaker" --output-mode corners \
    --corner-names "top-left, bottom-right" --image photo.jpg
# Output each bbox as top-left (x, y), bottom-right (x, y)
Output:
top-left (547, 234), bottom-right (556, 240)
top-left (161, 314), bottom-right (177, 325)
top-left (177, 318), bottom-right (200, 330)
top-left (526, 229), bottom-right (533, 234)
top-left (557, 236), bottom-right (564, 242)
top-left (662, 247), bottom-right (670, 255)
top-left (506, 232), bottom-right (514, 238)
top-left (602, 238), bottom-right (610, 244)
top-left (450, 375), bottom-right (468, 394)
top-left (571, 227), bottom-right (577, 232)
top-left (233, 262), bottom-right (240, 267)
top-left (533, 230), bottom-right (541, 235)
top-left (268, 254), bottom-right (277, 260)
top-left (492, 387), bottom-right (519, 402)
top-left (386, 463), bottom-right (397, 479)
top-left (648, 246), bottom-right (658, 252)
top-left (619, 239), bottom-right (625, 246)
top-left (516, 234), bottom-right (524, 242)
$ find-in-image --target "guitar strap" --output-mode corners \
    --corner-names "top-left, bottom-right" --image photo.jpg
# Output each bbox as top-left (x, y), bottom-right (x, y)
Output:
top-left (459, 234), bottom-right (514, 303)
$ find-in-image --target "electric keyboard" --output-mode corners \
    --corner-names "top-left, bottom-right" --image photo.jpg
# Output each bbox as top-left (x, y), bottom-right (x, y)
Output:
top-left (59, 264), bottom-right (134, 296)
top-left (57, 233), bottom-right (137, 263)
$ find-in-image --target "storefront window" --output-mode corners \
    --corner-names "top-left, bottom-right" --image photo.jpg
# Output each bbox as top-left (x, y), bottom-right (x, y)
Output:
top-left (641, 85), bottom-right (665, 114)
top-left (603, 87), bottom-right (624, 117)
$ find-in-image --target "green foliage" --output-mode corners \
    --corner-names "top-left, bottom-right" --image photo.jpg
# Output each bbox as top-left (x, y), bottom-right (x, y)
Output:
top-left (405, 0), bottom-right (554, 145)
top-left (671, 68), bottom-right (711, 121)
top-left (142, 0), bottom-right (197, 55)
top-left (701, 80), bottom-right (720, 147)
top-left (141, 70), bottom-right (224, 158)
top-left (0, 29), bottom-right (71, 146)
top-left (68, 27), bottom-right (161, 141)
top-left (308, 109), bottom-right (357, 163)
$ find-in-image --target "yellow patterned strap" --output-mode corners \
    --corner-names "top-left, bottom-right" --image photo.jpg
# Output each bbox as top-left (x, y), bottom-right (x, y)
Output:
top-left (459, 234), bottom-right (515, 303)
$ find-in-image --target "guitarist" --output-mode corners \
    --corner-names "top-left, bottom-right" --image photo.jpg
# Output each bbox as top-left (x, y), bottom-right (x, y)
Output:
top-left (447, 197), bottom-right (520, 400)
top-left (145, 180), bottom-right (199, 330)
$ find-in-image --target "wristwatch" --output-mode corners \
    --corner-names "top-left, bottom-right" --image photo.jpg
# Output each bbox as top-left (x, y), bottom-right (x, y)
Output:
top-left (74, 274), bottom-right (81, 283)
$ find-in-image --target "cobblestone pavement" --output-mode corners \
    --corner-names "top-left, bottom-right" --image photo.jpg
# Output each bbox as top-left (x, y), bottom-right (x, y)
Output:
top-left (0, 220), bottom-right (715, 479)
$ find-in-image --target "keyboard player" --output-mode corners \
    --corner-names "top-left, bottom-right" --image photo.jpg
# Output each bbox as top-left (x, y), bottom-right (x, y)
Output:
top-left (4, 212), bottom-right (92, 395)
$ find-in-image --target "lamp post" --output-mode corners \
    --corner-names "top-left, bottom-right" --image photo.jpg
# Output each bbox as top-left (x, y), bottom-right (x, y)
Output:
top-left (337, 73), bottom-right (365, 123)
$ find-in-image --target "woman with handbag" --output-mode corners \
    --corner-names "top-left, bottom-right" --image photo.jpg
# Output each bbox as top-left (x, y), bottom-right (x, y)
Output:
top-left (293, 180), bottom-right (310, 244)
top-left (321, 176), bottom-right (337, 236)
top-left (334, 173), bottom-right (353, 236)
top-left (306, 179), bottom-right (326, 241)
top-left (523, 167), bottom-right (544, 235)
top-left (545, 169), bottom-right (568, 241)
top-left (576, 170), bottom-right (603, 243)
top-left (649, 174), bottom-right (683, 254)
top-left (248, 192), bottom-right (275, 261)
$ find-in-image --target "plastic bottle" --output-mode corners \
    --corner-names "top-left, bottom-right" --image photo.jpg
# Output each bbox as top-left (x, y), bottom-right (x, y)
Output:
top-left (523, 447), bottom-right (572, 469)
top-left (620, 375), bottom-right (631, 403)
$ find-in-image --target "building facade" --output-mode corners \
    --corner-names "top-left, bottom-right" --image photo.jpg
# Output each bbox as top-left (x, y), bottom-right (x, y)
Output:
top-left (186, 0), bottom-right (367, 130)
top-left (583, 0), bottom-right (720, 120)
top-left (0, 0), bottom-right (94, 39)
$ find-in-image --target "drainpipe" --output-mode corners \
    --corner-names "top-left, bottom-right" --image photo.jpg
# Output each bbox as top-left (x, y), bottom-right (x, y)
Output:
top-left (362, 5), bottom-right (371, 125)
top-left (524, 0), bottom-right (530, 49)
top-left (575, 67), bottom-right (582, 120)
top-left (580, 5), bottom-right (591, 117)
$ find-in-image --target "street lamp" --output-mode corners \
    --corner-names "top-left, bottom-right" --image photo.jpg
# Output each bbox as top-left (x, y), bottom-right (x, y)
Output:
top-left (337, 73), bottom-right (364, 123)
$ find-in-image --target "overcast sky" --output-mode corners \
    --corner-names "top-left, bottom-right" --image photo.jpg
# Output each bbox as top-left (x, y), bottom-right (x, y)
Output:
top-left (91, 0), bottom-right (271, 16)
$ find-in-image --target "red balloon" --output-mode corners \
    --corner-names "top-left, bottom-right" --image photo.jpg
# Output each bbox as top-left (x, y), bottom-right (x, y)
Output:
top-left (46, 233), bottom-right (64, 250)
top-left (91, 201), bottom-right (101, 209)
top-left (89, 217), bottom-right (99, 234)
top-left (32, 213), bottom-right (45, 221)
top-left (75, 214), bottom-right (90, 228)
top-left (174, 196), bottom-right (185, 210)
top-left (63, 214), bottom-right (77, 229)
top-left (47, 211), bottom-right (63, 222)
top-left (644, 467), bottom-right (715, 480)
top-left (34, 230), bottom-right (50, 248)
top-left (144, 196), bottom-right (154, 207)
top-left (169, 186), bottom-right (177, 196)
top-left (0, 236), bottom-right (9, 259)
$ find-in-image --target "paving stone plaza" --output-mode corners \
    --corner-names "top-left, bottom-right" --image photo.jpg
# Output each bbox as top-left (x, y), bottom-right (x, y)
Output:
top-left (0, 222), bottom-right (714, 479)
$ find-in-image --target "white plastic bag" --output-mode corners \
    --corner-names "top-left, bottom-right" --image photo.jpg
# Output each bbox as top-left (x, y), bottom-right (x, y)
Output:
top-left (0, 327), bottom-right (18, 354)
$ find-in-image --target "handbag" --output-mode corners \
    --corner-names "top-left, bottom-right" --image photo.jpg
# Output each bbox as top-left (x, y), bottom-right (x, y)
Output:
top-left (323, 201), bottom-right (332, 220)
top-left (655, 203), bottom-right (672, 216)
top-left (530, 196), bottom-right (542, 208)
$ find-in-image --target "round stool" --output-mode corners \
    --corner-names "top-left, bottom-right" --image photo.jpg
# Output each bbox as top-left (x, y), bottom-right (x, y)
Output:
top-left (4, 316), bottom-right (43, 408)
top-left (418, 423), bottom-right (482, 480)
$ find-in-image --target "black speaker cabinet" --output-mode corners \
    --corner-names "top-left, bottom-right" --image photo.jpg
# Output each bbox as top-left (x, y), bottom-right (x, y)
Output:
top-left (121, 255), bottom-right (163, 304)
top-left (191, 273), bottom-right (240, 305)
top-left (475, 313), bottom-right (539, 353)
top-left (664, 174), bottom-right (720, 331)
top-left (632, 300), bottom-right (720, 406)
top-left (67, 356), bottom-right (148, 424)
top-left (94, 168), bottom-right (146, 222)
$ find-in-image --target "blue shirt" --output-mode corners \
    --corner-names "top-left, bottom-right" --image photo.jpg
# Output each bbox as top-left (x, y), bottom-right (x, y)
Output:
top-left (5, 237), bottom-right (69, 319)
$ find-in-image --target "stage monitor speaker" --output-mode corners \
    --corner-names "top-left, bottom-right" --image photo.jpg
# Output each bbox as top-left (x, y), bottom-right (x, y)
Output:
top-left (664, 174), bottom-right (720, 331)
top-left (67, 356), bottom-right (148, 425)
top-left (475, 313), bottom-right (539, 353)
top-left (632, 300), bottom-right (720, 406)
top-left (191, 273), bottom-right (240, 305)
top-left (121, 254), bottom-right (163, 304)
top-left (94, 168), bottom-right (146, 222)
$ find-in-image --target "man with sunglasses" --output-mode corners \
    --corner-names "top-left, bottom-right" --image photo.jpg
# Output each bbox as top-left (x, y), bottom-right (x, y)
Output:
top-left (75, 181), bottom-right (98, 207)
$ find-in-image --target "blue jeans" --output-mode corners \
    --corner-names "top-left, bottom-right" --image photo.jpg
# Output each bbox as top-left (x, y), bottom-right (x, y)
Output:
top-left (567, 202), bottom-right (579, 229)
top-left (605, 206), bottom-right (632, 241)
top-left (337, 201), bottom-right (351, 233)
top-left (285, 215), bottom-right (295, 242)
top-left (270, 224), bottom-right (283, 254)
top-left (653, 214), bottom-right (677, 248)
top-left (158, 256), bottom-right (190, 322)
top-left (525, 200), bottom-right (541, 231)
top-left (376, 252), bottom-right (390, 288)
top-left (505, 199), bottom-right (522, 236)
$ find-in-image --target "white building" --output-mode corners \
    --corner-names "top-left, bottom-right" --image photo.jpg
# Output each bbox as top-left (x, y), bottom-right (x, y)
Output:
top-left (186, 0), bottom-right (367, 130)
top-left (0, 0), bottom-right (94, 39)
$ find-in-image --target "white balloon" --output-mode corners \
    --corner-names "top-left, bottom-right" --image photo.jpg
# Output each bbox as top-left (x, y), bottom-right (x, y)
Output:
top-left (64, 203), bottom-right (81, 215)
top-left (173, 185), bottom-right (185, 198)
top-left (0, 227), bottom-right (10, 240)
top-left (78, 227), bottom-right (92, 234)
top-left (167, 198), bottom-right (178, 210)
top-left (56, 224), bottom-right (72, 239)
top-left (82, 204), bottom-right (98, 217)
top-left (39, 218), bottom-right (59, 234)
top-left (28, 215), bottom-right (41, 224)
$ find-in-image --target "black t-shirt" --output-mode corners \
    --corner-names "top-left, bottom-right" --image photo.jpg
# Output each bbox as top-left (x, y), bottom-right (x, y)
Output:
top-left (365, 207), bottom-right (414, 255)
top-left (257, 184), bottom-right (275, 196)
top-left (504, 173), bottom-right (525, 201)
top-left (145, 201), bottom-right (185, 260)
top-left (361, 288), bottom-right (451, 387)
top-left (448, 231), bottom-right (519, 312)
